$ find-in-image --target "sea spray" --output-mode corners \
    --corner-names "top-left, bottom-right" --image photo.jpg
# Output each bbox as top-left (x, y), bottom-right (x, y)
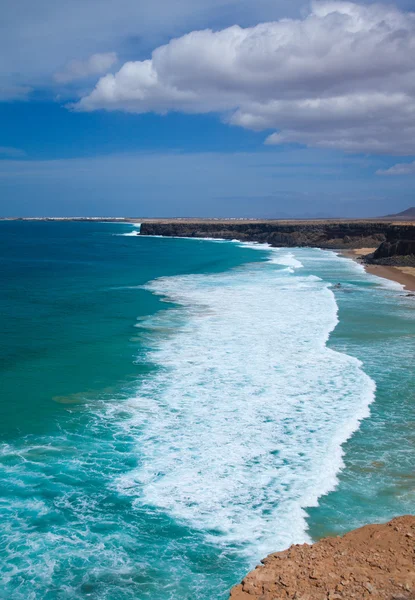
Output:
top-left (116, 250), bottom-right (376, 558)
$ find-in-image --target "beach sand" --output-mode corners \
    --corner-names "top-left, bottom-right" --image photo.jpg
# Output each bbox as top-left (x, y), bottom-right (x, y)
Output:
top-left (343, 248), bottom-right (415, 292)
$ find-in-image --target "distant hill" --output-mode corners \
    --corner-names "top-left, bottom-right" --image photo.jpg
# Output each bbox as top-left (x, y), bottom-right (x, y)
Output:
top-left (383, 207), bottom-right (415, 220)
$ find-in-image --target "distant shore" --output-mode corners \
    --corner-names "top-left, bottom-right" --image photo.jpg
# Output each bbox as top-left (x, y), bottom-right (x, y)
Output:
top-left (3, 219), bottom-right (414, 290)
top-left (343, 248), bottom-right (415, 292)
top-left (2, 216), bottom-right (415, 224)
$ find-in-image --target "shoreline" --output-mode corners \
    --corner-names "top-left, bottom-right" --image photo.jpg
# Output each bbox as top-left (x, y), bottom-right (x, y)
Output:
top-left (365, 264), bottom-right (415, 292)
top-left (342, 248), bottom-right (415, 292)
top-left (5, 217), bottom-right (415, 290)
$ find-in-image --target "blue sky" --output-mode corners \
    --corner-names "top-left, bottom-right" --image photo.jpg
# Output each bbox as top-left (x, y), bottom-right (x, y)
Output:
top-left (1, 0), bottom-right (414, 218)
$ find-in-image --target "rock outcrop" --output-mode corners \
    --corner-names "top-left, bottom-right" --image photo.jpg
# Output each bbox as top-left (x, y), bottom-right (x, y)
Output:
top-left (230, 516), bottom-right (415, 600)
top-left (140, 221), bottom-right (415, 263)
top-left (370, 235), bottom-right (415, 267)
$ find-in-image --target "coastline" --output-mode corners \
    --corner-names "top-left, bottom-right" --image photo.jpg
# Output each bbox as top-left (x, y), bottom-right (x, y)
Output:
top-left (342, 248), bottom-right (415, 292)
top-left (365, 264), bottom-right (415, 292)
top-left (2, 221), bottom-right (415, 598)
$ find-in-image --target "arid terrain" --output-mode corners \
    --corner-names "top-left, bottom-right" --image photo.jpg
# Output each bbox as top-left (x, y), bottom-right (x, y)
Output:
top-left (230, 516), bottom-right (415, 600)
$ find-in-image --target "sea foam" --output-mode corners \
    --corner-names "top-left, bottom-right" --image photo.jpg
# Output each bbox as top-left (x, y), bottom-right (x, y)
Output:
top-left (116, 249), bottom-right (376, 558)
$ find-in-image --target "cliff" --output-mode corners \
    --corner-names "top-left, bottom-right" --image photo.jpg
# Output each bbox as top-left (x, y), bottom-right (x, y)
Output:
top-left (370, 232), bottom-right (415, 266)
top-left (230, 515), bottom-right (415, 600)
top-left (140, 221), bottom-right (415, 264)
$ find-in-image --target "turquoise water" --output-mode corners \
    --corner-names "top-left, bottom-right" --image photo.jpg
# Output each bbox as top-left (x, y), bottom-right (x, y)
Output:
top-left (0, 221), bottom-right (414, 599)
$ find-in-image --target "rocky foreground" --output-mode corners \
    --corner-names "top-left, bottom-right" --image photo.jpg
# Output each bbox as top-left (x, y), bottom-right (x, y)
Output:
top-left (230, 516), bottom-right (415, 600)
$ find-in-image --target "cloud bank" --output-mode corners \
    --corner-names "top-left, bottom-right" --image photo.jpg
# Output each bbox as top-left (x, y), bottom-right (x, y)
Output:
top-left (377, 160), bottom-right (415, 175)
top-left (0, 0), bottom-right (307, 99)
top-left (75, 1), bottom-right (415, 155)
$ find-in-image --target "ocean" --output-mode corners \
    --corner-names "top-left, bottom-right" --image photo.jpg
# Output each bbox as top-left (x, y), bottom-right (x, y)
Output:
top-left (0, 221), bottom-right (414, 599)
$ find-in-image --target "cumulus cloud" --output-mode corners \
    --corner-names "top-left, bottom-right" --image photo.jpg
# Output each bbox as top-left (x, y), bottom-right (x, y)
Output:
top-left (1, 0), bottom-right (306, 96)
top-left (377, 160), bottom-right (415, 175)
top-left (54, 53), bottom-right (118, 83)
top-left (75, 1), bottom-right (415, 154)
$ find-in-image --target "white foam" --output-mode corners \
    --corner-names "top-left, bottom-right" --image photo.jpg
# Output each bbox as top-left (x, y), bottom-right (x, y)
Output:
top-left (268, 249), bottom-right (304, 269)
top-left (237, 241), bottom-right (271, 251)
top-left (114, 222), bottom-right (142, 236)
top-left (116, 250), bottom-right (375, 558)
top-left (138, 234), bottom-right (228, 242)
top-left (334, 252), bottom-right (405, 291)
top-left (364, 271), bottom-right (404, 291)
top-left (236, 242), bottom-right (303, 269)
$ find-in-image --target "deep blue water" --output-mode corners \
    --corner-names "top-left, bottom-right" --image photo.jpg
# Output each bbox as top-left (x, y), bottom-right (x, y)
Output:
top-left (0, 221), bottom-right (413, 599)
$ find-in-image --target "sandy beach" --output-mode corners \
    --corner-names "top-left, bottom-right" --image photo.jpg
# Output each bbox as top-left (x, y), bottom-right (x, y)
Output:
top-left (344, 248), bottom-right (415, 292)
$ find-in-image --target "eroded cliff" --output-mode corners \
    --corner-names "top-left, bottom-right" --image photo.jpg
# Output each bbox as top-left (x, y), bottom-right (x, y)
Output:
top-left (140, 221), bottom-right (415, 264)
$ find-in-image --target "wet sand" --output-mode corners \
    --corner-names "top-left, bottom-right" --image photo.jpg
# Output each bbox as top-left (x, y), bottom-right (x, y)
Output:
top-left (365, 264), bottom-right (415, 292)
top-left (342, 248), bottom-right (415, 292)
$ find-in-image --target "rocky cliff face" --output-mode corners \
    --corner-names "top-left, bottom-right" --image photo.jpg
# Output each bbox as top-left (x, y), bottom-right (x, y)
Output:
top-left (370, 225), bottom-right (415, 266)
top-left (140, 221), bottom-right (415, 261)
top-left (230, 515), bottom-right (415, 600)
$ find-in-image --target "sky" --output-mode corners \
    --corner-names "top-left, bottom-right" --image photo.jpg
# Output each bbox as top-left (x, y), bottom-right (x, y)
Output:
top-left (0, 0), bottom-right (414, 218)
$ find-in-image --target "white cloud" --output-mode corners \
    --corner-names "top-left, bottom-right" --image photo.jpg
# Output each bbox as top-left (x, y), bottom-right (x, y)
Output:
top-left (75, 1), bottom-right (415, 155)
top-left (54, 53), bottom-right (118, 83)
top-left (377, 160), bottom-right (415, 175)
top-left (0, 0), bottom-right (308, 96)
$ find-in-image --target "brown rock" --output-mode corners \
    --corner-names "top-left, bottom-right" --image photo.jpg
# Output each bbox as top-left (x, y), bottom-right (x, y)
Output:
top-left (229, 516), bottom-right (415, 600)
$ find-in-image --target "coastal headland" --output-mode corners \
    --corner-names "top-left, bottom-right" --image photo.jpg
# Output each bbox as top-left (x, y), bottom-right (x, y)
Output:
top-left (139, 219), bottom-right (415, 290)
top-left (2, 217), bottom-right (415, 287)
top-left (229, 515), bottom-right (415, 600)
top-left (139, 219), bottom-right (415, 254)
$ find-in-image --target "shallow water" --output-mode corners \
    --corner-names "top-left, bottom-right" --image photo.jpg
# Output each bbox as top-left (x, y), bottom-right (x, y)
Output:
top-left (0, 222), bottom-right (413, 599)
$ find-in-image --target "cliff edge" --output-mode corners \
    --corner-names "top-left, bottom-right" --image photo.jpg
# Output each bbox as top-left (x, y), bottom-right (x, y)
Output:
top-left (230, 516), bottom-right (415, 600)
top-left (140, 221), bottom-right (415, 264)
